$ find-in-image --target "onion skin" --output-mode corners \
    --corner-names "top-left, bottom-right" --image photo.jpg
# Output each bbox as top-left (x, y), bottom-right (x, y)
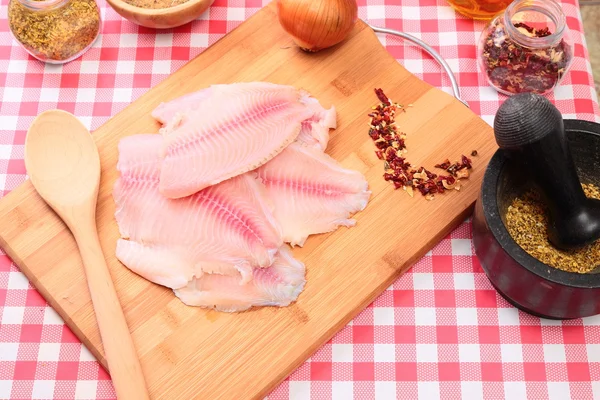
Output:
top-left (276, 0), bottom-right (358, 52)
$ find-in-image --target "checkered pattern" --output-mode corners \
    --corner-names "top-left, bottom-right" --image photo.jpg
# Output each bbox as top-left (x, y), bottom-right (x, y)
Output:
top-left (268, 224), bottom-right (600, 399)
top-left (1, 0), bottom-right (599, 398)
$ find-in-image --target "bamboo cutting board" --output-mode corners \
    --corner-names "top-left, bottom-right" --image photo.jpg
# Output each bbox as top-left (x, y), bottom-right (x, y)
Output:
top-left (0, 3), bottom-right (496, 399)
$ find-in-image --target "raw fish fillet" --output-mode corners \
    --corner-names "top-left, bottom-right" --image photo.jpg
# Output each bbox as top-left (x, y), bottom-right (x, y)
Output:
top-left (256, 142), bottom-right (371, 247)
top-left (295, 94), bottom-right (337, 151)
top-left (113, 133), bottom-right (283, 288)
top-left (152, 85), bottom-right (336, 151)
top-left (158, 82), bottom-right (315, 198)
top-left (153, 88), bottom-right (213, 136)
top-left (151, 87), bottom-right (212, 125)
top-left (174, 246), bottom-right (306, 312)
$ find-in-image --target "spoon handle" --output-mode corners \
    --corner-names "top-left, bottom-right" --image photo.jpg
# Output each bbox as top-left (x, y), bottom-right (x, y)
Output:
top-left (74, 224), bottom-right (150, 400)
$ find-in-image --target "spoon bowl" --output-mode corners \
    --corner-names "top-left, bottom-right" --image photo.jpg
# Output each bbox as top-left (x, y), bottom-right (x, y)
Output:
top-left (24, 110), bottom-right (149, 400)
top-left (25, 110), bottom-right (100, 216)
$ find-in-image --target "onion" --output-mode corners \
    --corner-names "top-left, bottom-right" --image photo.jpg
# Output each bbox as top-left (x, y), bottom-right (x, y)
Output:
top-left (276, 0), bottom-right (358, 52)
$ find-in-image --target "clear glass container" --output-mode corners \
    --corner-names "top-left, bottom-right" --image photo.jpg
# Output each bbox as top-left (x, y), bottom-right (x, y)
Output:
top-left (8, 0), bottom-right (101, 64)
top-left (477, 0), bottom-right (573, 95)
top-left (446, 0), bottom-right (513, 21)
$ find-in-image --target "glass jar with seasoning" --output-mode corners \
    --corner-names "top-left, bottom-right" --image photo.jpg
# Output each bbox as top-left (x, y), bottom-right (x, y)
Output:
top-left (477, 0), bottom-right (573, 96)
top-left (8, 0), bottom-right (101, 64)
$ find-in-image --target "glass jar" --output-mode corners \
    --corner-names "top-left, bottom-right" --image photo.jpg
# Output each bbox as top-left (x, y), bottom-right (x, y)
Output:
top-left (8, 0), bottom-right (101, 64)
top-left (445, 0), bottom-right (512, 20)
top-left (477, 0), bottom-right (573, 96)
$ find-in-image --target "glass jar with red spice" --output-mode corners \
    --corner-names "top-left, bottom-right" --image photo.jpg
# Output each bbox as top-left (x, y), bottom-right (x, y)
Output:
top-left (477, 0), bottom-right (573, 95)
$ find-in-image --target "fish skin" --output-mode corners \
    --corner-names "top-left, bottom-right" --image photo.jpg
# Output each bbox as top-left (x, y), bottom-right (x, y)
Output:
top-left (256, 141), bottom-right (371, 247)
top-left (113, 133), bottom-right (284, 290)
top-left (158, 82), bottom-right (315, 199)
top-left (173, 245), bottom-right (306, 312)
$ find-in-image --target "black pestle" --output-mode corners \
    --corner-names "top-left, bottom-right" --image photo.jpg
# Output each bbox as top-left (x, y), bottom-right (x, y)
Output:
top-left (493, 92), bottom-right (600, 250)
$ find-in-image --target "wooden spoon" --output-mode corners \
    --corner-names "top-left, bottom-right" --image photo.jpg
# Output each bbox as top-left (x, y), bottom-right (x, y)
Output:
top-left (24, 110), bottom-right (150, 400)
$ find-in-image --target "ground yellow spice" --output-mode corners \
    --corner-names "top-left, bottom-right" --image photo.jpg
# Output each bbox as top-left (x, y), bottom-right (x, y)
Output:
top-left (506, 183), bottom-right (600, 274)
top-left (120, 0), bottom-right (189, 9)
top-left (8, 0), bottom-right (100, 63)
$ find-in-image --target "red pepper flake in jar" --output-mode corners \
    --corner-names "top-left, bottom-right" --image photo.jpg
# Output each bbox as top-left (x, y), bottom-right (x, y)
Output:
top-left (367, 88), bottom-right (473, 200)
top-left (477, 0), bottom-right (573, 95)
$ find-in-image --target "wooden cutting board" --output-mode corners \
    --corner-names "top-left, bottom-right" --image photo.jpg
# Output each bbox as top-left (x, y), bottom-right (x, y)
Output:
top-left (0, 3), bottom-right (496, 399)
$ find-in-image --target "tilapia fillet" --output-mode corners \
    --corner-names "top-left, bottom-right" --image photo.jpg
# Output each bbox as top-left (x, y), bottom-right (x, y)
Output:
top-left (257, 142), bottom-right (371, 247)
top-left (153, 86), bottom-right (337, 151)
top-left (116, 241), bottom-right (305, 311)
top-left (151, 87), bottom-right (212, 126)
top-left (174, 246), bottom-right (306, 312)
top-left (158, 82), bottom-right (315, 198)
top-left (295, 94), bottom-right (337, 151)
top-left (113, 82), bottom-right (370, 312)
top-left (114, 133), bottom-right (284, 289)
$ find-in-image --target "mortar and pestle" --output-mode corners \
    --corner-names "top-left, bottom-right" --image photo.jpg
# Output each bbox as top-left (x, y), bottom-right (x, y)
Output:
top-left (473, 93), bottom-right (600, 320)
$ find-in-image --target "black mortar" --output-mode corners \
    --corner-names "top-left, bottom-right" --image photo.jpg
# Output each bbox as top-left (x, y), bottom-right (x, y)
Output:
top-left (473, 119), bottom-right (600, 320)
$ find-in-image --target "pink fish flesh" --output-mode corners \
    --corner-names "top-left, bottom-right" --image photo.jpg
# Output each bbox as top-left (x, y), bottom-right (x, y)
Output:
top-left (256, 142), bottom-right (371, 247)
top-left (113, 82), bottom-right (370, 311)
top-left (151, 87), bottom-right (213, 126)
top-left (295, 94), bottom-right (337, 150)
top-left (113, 133), bottom-right (283, 288)
top-left (152, 85), bottom-right (336, 151)
top-left (158, 82), bottom-right (314, 198)
top-left (174, 246), bottom-right (306, 312)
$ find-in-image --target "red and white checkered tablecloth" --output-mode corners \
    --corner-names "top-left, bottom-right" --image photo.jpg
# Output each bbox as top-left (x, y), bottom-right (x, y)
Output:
top-left (1, 0), bottom-right (599, 398)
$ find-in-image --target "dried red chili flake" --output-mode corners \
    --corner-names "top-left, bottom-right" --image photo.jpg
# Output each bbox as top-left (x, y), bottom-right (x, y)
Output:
top-left (461, 155), bottom-right (473, 169)
top-left (514, 22), bottom-right (550, 37)
top-left (425, 169), bottom-right (437, 180)
top-left (367, 88), bottom-right (473, 199)
top-left (439, 175), bottom-right (460, 190)
top-left (374, 88), bottom-right (391, 105)
top-left (435, 155), bottom-right (473, 177)
top-left (480, 20), bottom-right (572, 94)
top-left (441, 175), bottom-right (456, 185)
top-left (435, 159), bottom-right (451, 170)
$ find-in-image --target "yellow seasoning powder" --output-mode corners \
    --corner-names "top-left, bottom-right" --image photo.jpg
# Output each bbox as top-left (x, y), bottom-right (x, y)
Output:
top-left (505, 183), bottom-right (600, 274)
top-left (8, 0), bottom-right (100, 63)
top-left (120, 0), bottom-right (189, 9)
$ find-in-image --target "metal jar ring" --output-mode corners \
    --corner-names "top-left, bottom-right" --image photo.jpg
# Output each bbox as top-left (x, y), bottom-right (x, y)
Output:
top-left (367, 23), bottom-right (470, 109)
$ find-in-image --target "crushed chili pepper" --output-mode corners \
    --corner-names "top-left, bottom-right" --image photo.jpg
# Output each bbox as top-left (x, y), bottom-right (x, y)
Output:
top-left (435, 155), bottom-right (472, 178)
top-left (374, 88), bottom-right (391, 105)
top-left (479, 20), bottom-right (572, 95)
top-left (434, 159), bottom-right (451, 170)
top-left (368, 88), bottom-right (473, 200)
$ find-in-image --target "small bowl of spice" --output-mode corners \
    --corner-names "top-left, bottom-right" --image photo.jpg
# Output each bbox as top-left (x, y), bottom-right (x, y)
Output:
top-left (473, 118), bottom-right (600, 320)
top-left (477, 0), bottom-right (573, 95)
top-left (105, 0), bottom-right (214, 29)
top-left (8, 0), bottom-right (101, 64)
